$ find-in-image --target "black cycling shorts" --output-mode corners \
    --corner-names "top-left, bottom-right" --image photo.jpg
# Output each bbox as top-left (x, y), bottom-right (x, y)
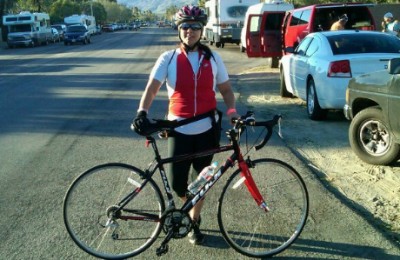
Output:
top-left (167, 127), bottom-right (217, 197)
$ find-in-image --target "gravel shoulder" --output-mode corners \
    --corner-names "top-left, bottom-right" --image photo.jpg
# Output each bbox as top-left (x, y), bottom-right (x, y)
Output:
top-left (234, 66), bottom-right (400, 244)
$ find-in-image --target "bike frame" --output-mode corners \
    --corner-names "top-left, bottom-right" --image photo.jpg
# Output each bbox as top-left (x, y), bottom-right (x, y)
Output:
top-left (142, 128), bottom-right (269, 216)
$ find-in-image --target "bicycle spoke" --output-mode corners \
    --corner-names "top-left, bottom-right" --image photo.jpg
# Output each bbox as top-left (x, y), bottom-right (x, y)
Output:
top-left (218, 158), bottom-right (308, 258)
top-left (63, 163), bottom-right (165, 259)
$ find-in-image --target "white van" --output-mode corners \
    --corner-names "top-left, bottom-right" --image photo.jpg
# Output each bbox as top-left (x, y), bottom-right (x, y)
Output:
top-left (204, 0), bottom-right (259, 48)
top-left (241, 0), bottom-right (293, 53)
top-left (242, 0), bottom-right (293, 67)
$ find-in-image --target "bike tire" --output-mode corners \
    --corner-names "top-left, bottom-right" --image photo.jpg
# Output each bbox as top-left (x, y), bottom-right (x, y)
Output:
top-left (63, 163), bottom-right (165, 259)
top-left (218, 158), bottom-right (309, 258)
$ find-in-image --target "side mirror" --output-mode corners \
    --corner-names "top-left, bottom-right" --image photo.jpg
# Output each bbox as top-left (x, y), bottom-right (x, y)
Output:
top-left (285, 47), bottom-right (295, 53)
top-left (388, 58), bottom-right (400, 74)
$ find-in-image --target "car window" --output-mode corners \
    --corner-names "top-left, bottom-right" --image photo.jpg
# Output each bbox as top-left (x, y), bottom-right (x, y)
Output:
top-left (67, 26), bottom-right (86, 32)
top-left (295, 37), bottom-right (313, 56)
top-left (299, 9), bottom-right (311, 25)
top-left (305, 38), bottom-right (319, 56)
top-left (328, 33), bottom-right (400, 55)
top-left (264, 13), bottom-right (285, 31)
top-left (290, 10), bottom-right (303, 26)
top-left (314, 6), bottom-right (373, 31)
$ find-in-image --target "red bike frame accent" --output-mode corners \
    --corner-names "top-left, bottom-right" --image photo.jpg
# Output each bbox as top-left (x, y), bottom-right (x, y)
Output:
top-left (238, 155), bottom-right (270, 212)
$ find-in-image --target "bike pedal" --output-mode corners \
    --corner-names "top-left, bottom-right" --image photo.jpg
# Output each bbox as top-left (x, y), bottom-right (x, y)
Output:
top-left (156, 244), bottom-right (168, 256)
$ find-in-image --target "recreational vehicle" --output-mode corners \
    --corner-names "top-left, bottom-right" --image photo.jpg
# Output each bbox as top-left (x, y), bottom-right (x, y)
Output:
top-left (64, 14), bottom-right (96, 35)
top-left (3, 11), bottom-right (52, 48)
top-left (204, 0), bottom-right (259, 48)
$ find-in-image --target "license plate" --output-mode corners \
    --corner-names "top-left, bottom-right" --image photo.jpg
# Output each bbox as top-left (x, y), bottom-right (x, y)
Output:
top-left (72, 39), bottom-right (76, 42)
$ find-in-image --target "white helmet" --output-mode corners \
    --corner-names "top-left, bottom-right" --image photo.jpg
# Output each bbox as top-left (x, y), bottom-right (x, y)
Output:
top-left (384, 12), bottom-right (393, 19)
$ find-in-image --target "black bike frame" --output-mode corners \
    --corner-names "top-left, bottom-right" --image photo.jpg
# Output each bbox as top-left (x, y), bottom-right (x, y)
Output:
top-left (142, 128), bottom-right (268, 215)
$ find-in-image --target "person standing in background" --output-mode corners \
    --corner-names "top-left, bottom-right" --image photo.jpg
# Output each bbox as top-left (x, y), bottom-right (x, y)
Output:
top-left (381, 12), bottom-right (399, 37)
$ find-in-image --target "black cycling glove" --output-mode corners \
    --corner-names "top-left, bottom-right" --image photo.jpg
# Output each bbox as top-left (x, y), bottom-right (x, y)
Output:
top-left (133, 111), bottom-right (151, 136)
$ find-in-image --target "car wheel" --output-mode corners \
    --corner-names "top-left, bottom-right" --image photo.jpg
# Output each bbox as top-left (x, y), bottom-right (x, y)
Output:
top-left (216, 42), bottom-right (221, 48)
top-left (83, 38), bottom-right (87, 45)
top-left (279, 67), bottom-right (293, 98)
top-left (307, 78), bottom-right (327, 120)
top-left (270, 57), bottom-right (279, 68)
top-left (349, 107), bottom-right (400, 165)
top-left (239, 43), bottom-right (245, 52)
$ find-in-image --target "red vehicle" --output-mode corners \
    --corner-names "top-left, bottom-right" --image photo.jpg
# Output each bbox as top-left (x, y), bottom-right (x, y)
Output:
top-left (282, 3), bottom-right (376, 51)
top-left (245, 3), bottom-right (376, 66)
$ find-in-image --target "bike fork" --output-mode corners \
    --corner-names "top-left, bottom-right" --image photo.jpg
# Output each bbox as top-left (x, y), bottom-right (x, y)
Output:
top-left (239, 157), bottom-right (270, 212)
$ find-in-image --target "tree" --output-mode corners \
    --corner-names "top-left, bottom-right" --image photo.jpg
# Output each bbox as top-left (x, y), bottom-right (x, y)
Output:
top-left (49, 0), bottom-right (80, 23)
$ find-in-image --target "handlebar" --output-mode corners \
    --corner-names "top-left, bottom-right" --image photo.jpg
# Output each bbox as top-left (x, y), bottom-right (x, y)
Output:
top-left (231, 111), bottom-right (282, 150)
top-left (131, 111), bottom-right (282, 151)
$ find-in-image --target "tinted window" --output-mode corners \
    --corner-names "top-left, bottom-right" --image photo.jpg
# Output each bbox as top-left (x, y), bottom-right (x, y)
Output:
top-left (227, 6), bottom-right (248, 18)
top-left (305, 38), bottom-right (319, 56)
top-left (299, 9), bottom-right (311, 25)
top-left (264, 13), bottom-right (285, 30)
top-left (67, 26), bottom-right (86, 32)
top-left (295, 37), bottom-right (313, 56)
top-left (328, 33), bottom-right (400, 55)
top-left (290, 10), bottom-right (303, 26)
top-left (314, 6), bottom-right (373, 31)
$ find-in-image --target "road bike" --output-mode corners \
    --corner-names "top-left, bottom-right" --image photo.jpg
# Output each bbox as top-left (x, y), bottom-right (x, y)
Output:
top-left (63, 111), bottom-right (309, 259)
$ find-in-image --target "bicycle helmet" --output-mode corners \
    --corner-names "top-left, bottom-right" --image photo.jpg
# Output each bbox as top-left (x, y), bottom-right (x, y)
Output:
top-left (175, 5), bottom-right (207, 26)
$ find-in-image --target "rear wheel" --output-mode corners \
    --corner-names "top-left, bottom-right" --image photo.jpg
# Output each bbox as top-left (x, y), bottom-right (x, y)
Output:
top-left (63, 163), bottom-right (165, 259)
top-left (239, 43), bottom-right (245, 52)
top-left (307, 78), bottom-right (327, 120)
top-left (279, 67), bottom-right (293, 98)
top-left (218, 158), bottom-right (309, 258)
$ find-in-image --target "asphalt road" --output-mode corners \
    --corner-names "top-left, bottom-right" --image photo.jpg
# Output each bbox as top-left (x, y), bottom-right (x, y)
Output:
top-left (0, 27), bottom-right (399, 259)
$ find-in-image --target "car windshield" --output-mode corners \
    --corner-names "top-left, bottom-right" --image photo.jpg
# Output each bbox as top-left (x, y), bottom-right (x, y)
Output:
top-left (328, 33), bottom-right (400, 54)
top-left (67, 26), bottom-right (86, 32)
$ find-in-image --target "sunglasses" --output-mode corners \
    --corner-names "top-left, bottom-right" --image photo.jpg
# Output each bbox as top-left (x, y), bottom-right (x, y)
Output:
top-left (180, 23), bottom-right (203, 31)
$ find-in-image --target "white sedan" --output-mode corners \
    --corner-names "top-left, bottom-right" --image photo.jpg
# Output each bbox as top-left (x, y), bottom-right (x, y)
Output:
top-left (279, 30), bottom-right (400, 120)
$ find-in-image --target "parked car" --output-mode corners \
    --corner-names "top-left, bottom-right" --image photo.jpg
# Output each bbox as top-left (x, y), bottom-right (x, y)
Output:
top-left (94, 25), bottom-right (102, 35)
top-left (344, 58), bottom-right (400, 165)
top-left (279, 30), bottom-right (400, 120)
top-left (102, 23), bottom-right (116, 32)
top-left (50, 27), bottom-right (61, 43)
top-left (64, 25), bottom-right (91, 45)
top-left (51, 24), bottom-right (66, 40)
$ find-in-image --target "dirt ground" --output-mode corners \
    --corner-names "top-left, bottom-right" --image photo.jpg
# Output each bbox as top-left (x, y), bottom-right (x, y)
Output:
top-left (235, 66), bottom-right (400, 244)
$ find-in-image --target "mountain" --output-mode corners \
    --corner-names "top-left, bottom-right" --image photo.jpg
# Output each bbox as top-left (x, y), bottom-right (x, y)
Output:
top-left (117, 0), bottom-right (198, 13)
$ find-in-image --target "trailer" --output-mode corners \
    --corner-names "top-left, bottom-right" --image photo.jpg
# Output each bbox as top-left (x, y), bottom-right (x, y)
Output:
top-left (3, 11), bottom-right (52, 48)
top-left (64, 14), bottom-right (96, 35)
top-left (204, 0), bottom-right (259, 48)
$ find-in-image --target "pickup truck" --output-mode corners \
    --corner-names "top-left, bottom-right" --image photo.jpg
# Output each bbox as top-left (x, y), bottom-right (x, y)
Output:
top-left (344, 58), bottom-right (400, 165)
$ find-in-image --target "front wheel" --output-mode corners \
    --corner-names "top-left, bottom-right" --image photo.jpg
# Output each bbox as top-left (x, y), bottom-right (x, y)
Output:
top-left (349, 107), bottom-right (400, 165)
top-left (218, 158), bottom-right (309, 258)
top-left (63, 163), bottom-right (165, 259)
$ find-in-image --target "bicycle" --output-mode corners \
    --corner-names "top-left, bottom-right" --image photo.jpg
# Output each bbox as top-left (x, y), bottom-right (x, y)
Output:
top-left (63, 111), bottom-right (309, 259)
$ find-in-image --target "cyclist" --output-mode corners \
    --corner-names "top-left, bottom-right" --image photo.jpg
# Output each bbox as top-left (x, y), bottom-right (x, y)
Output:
top-left (133, 5), bottom-right (239, 245)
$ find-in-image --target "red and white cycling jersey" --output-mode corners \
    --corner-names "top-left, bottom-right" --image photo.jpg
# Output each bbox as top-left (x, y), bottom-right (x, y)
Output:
top-left (150, 48), bottom-right (229, 134)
